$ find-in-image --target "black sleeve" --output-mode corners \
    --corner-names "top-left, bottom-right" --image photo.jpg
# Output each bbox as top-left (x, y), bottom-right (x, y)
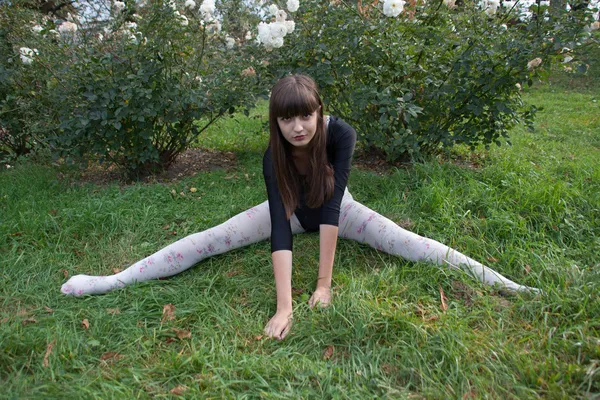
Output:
top-left (320, 118), bottom-right (357, 226)
top-left (263, 147), bottom-right (293, 253)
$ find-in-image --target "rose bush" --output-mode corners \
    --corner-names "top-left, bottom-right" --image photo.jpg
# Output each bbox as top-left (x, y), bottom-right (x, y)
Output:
top-left (2, 0), bottom-right (267, 177)
top-left (263, 0), bottom-right (599, 160)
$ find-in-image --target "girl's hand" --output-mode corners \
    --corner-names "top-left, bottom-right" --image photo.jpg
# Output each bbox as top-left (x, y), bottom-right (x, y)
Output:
top-left (264, 310), bottom-right (293, 340)
top-left (308, 286), bottom-right (332, 308)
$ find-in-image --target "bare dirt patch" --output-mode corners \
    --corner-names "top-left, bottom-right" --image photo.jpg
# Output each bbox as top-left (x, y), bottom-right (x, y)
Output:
top-left (352, 147), bottom-right (409, 175)
top-left (62, 146), bottom-right (417, 186)
top-left (69, 148), bottom-right (236, 186)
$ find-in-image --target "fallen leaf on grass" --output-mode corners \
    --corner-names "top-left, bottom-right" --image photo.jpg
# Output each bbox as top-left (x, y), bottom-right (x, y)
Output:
top-left (171, 328), bottom-right (191, 339)
top-left (0, 317), bottom-right (9, 324)
top-left (524, 264), bottom-right (531, 275)
top-left (100, 352), bottom-right (124, 362)
top-left (254, 335), bottom-right (263, 341)
top-left (439, 286), bottom-right (448, 312)
top-left (170, 385), bottom-right (188, 395)
top-left (112, 268), bottom-right (122, 274)
top-left (190, 187), bottom-right (197, 193)
top-left (323, 345), bottom-right (334, 360)
top-left (82, 319), bottom-right (90, 329)
top-left (44, 306), bottom-right (54, 314)
top-left (381, 363), bottom-right (394, 375)
top-left (43, 339), bottom-right (56, 368)
top-left (106, 308), bottom-right (121, 315)
top-left (60, 269), bottom-right (69, 279)
top-left (22, 317), bottom-right (37, 325)
top-left (486, 256), bottom-right (499, 263)
top-left (225, 270), bottom-right (239, 278)
top-left (161, 304), bottom-right (176, 323)
top-left (415, 305), bottom-right (439, 322)
top-left (292, 287), bottom-right (304, 295)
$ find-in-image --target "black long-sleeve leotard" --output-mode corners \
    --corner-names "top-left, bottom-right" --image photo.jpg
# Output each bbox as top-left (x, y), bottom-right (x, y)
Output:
top-left (263, 116), bottom-right (357, 253)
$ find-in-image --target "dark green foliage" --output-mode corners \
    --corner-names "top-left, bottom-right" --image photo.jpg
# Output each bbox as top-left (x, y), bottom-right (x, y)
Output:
top-left (266, 0), bottom-right (598, 160)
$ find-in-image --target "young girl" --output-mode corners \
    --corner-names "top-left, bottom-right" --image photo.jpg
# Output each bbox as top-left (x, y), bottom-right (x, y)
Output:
top-left (61, 74), bottom-right (538, 340)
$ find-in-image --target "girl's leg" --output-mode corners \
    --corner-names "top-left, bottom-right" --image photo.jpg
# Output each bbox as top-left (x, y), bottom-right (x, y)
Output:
top-left (61, 201), bottom-right (306, 296)
top-left (337, 192), bottom-right (538, 292)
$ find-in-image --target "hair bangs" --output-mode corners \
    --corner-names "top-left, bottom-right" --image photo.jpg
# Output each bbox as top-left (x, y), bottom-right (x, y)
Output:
top-left (272, 84), bottom-right (320, 119)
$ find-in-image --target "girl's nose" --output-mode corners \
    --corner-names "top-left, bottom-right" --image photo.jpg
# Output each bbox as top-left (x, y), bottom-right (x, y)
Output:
top-left (293, 118), bottom-right (303, 131)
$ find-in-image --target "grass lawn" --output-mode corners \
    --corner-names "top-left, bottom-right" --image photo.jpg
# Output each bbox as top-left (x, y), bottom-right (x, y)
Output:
top-left (1, 74), bottom-right (599, 398)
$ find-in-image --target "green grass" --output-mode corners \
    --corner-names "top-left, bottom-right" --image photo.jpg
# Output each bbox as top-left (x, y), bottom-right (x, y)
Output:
top-left (1, 75), bottom-right (599, 399)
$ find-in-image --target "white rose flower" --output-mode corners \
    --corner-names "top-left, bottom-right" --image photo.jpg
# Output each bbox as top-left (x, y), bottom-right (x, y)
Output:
top-left (179, 15), bottom-right (189, 26)
top-left (276, 9), bottom-right (287, 22)
top-left (127, 32), bottom-right (138, 43)
top-left (206, 20), bottom-right (221, 34)
top-left (585, 21), bottom-right (600, 32)
top-left (284, 20), bottom-right (295, 34)
top-left (268, 4), bottom-right (279, 16)
top-left (287, 0), bottom-right (299, 12)
top-left (225, 36), bottom-right (236, 49)
top-left (200, 0), bottom-right (216, 19)
top-left (444, 0), bottom-right (456, 7)
top-left (485, 0), bottom-right (499, 15)
top-left (185, 0), bottom-right (196, 8)
top-left (383, 0), bottom-right (405, 17)
top-left (257, 21), bottom-right (271, 44)
top-left (19, 47), bottom-right (38, 65)
top-left (31, 25), bottom-right (43, 34)
top-left (58, 21), bottom-right (78, 34)
top-left (269, 36), bottom-right (284, 49)
top-left (527, 57), bottom-right (542, 70)
top-left (269, 21), bottom-right (288, 38)
top-left (113, 1), bottom-right (126, 12)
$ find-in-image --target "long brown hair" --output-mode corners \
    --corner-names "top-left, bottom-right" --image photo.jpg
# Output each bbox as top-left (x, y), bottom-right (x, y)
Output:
top-left (269, 75), bottom-right (334, 219)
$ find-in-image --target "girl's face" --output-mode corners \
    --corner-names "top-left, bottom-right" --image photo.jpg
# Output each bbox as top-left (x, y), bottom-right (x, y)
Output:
top-left (277, 108), bottom-right (320, 149)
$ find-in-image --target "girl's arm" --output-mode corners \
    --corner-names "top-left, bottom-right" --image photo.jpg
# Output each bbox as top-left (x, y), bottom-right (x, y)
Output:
top-left (264, 250), bottom-right (293, 339)
top-left (309, 224), bottom-right (339, 308)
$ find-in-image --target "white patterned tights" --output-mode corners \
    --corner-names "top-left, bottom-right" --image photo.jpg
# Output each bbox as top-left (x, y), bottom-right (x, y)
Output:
top-left (61, 191), bottom-right (538, 296)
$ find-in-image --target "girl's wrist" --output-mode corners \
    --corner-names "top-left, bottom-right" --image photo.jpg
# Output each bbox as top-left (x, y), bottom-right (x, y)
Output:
top-left (276, 303), bottom-right (293, 313)
top-left (316, 276), bottom-right (332, 289)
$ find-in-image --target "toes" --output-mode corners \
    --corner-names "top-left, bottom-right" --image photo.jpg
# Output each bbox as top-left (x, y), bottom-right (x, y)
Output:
top-left (61, 284), bottom-right (73, 295)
